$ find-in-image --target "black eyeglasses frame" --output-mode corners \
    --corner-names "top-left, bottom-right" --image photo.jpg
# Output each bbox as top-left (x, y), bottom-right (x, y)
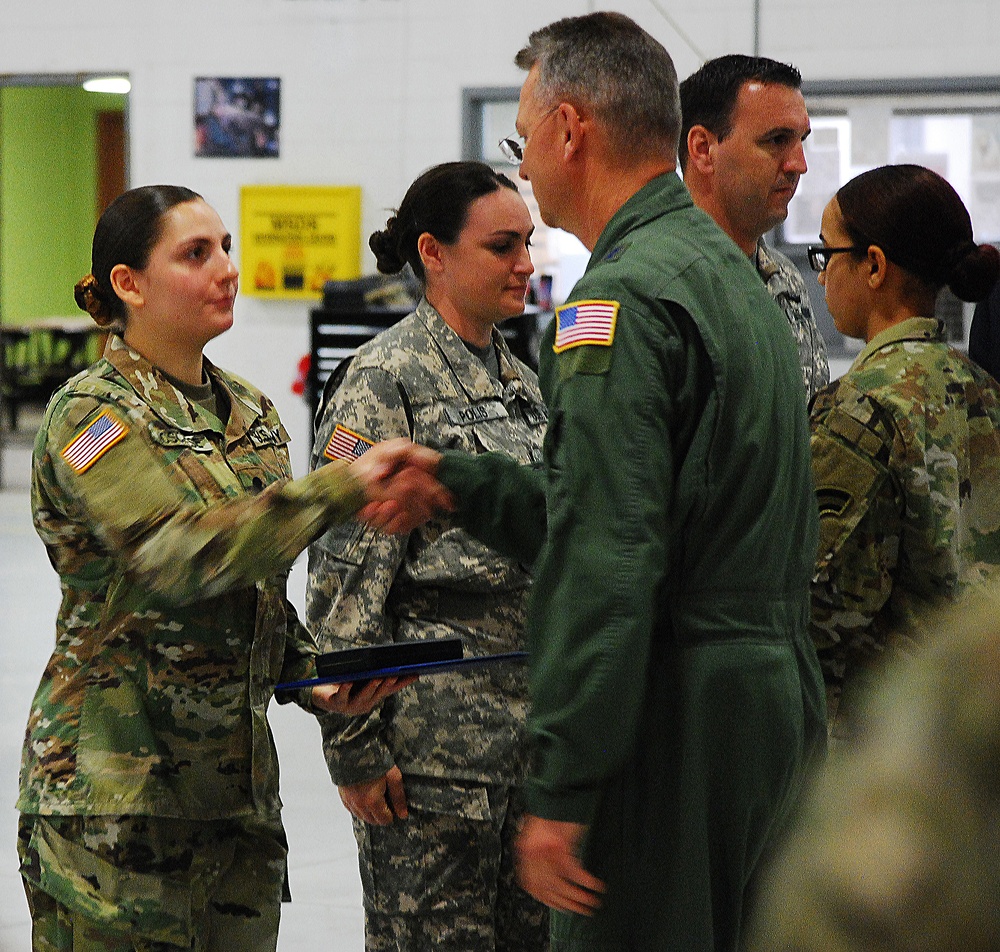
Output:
top-left (807, 245), bottom-right (865, 273)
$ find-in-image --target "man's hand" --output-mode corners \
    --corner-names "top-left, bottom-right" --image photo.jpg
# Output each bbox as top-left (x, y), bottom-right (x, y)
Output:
top-left (311, 676), bottom-right (416, 715)
top-left (339, 765), bottom-right (408, 825)
top-left (349, 439), bottom-right (453, 533)
top-left (515, 815), bottom-right (606, 916)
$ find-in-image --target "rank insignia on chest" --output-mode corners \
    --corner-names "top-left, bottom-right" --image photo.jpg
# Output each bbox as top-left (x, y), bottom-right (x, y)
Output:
top-left (553, 300), bottom-right (619, 353)
top-left (61, 410), bottom-right (129, 474)
top-left (323, 423), bottom-right (374, 461)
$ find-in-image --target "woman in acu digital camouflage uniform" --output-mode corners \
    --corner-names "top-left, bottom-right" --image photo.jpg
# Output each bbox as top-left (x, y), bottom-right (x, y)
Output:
top-left (17, 185), bottom-right (432, 951)
top-left (806, 164), bottom-right (1000, 737)
top-left (306, 162), bottom-right (550, 951)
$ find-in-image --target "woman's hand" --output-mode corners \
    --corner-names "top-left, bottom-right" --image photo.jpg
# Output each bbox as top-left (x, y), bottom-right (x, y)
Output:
top-left (339, 765), bottom-right (408, 825)
top-left (311, 675), bottom-right (416, 715)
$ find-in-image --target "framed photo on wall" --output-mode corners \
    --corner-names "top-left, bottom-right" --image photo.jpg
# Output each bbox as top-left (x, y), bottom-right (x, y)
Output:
top-left (194, 77), bottom-right (280, 158)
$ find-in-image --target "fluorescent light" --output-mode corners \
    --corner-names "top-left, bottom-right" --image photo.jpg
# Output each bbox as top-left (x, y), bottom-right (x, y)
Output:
top-left (82, 76), bottom-right (131, 94)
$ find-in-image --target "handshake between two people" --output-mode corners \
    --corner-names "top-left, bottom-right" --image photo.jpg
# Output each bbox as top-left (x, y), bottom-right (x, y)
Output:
top-left (348, 437), bottom-right (453, 534)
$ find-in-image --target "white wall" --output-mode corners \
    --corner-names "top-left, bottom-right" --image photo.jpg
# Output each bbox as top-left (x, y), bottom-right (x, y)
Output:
top-left (5, 0), bottom-right (998, 472)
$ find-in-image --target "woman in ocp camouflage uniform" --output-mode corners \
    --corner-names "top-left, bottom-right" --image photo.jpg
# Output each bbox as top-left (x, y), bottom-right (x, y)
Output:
top-left (306, 162), bottom-right (549, 951)
top-left (806, 164), bottom-right (1000, 737)
top-left (17, 185), bottom-right (429, 952)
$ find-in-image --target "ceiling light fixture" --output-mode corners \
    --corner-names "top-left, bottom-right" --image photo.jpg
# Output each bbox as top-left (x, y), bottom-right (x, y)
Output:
top-left (82, 76), bottom-right (131, 94)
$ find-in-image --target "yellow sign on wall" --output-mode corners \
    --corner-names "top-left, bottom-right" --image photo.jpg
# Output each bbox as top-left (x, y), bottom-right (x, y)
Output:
top-left (240, 185), bottom-right (361, 298)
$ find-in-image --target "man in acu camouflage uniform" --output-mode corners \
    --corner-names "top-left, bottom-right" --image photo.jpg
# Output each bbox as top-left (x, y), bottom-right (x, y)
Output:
top-left (680, 54), bottom-right (830, 401)
top-left (306, 164), bottom-right (549, 951)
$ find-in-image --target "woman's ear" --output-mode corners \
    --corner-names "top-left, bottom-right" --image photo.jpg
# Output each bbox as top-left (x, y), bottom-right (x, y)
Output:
top-left (417, 232), bottom-right (444, 276)
top-left (109, 264), bottom-right (144, 309)
top-left (867, 245), bottom-right (889, 289)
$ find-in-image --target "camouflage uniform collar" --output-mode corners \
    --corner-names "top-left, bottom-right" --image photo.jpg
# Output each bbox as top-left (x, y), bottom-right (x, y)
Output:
top-left (102, 334), bottom-right (262, 437)
top-left (754, 239), bottom-right (780, 281)
top-left (414, 297), bottom-right (527, 399)
top-left (853, 316), bottom-right (944, 369)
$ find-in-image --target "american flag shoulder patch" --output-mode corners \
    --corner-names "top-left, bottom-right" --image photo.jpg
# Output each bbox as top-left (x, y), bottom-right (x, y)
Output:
top-left (323, 423), bottom-right (375, 461)
top-left (61, 410), bottom-right (129, 474)
top-left (553, 299), bottom-right (619, 353)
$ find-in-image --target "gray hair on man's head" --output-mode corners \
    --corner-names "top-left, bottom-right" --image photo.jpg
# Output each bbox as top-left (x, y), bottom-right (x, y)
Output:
top-left (515, 12), bottom-right (681, 163)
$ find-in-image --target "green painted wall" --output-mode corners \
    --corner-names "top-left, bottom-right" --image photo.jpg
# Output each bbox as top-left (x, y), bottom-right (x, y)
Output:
top-left (0, 87), bottom-right (124, 324)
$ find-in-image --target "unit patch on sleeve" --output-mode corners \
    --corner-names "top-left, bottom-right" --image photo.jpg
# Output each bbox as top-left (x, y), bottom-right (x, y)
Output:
top-left (323, 423), bottom-right (375, 461)
top-left (553, 300), bottom-right (619, 353)
top-left (61, 410), bottom-right (129, 474)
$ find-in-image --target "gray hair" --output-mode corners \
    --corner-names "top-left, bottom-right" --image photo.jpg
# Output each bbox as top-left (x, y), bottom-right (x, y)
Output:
top-left (515, 12), bottom-right (681, 163)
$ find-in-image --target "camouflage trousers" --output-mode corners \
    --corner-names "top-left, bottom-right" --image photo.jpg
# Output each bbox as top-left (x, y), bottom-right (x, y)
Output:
top-left (353, 777), bottom-right (549, 951)
top-left (18, 812), bottom-right (288, 952)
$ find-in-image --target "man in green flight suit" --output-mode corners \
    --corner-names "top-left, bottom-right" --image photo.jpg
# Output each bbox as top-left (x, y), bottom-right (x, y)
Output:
top-left (369, 12), bottom-right (826, 951)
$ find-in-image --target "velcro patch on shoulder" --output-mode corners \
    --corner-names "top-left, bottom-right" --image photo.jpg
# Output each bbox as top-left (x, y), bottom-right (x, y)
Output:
top-left (553, 300), bottom-right (619, 354)
top-left (323, 423), bottom-right (374, 461)
top-left (61, 410), bottom-right (129, 474)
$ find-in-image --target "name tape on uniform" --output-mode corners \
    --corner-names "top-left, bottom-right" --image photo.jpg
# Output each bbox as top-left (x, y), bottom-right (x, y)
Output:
top-left (324, 423), bottom-right (374, 461)
top-left (61, 410), bottom-right (129, 474)
top-left (553, 300), bottom-right (619, 353)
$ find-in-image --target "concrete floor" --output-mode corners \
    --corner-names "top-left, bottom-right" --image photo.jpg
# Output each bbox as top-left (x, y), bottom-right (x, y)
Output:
top-left (0, 440), bottom-right (366, 951)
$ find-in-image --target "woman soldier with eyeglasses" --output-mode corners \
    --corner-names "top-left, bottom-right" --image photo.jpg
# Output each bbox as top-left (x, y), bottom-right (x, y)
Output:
top-left (806, 163), bottom-right (1000, 738)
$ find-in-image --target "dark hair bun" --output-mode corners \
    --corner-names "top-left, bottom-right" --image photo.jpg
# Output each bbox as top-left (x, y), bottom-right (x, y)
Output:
top-left (73, 273), bottom-right (117, 328)
top-left (369, 219), bottom-right (406, 275)
top-left (949, 243), bottom-right (1000, 303)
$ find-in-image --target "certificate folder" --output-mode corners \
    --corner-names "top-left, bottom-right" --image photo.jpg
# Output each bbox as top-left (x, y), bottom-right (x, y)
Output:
top-left (275, 638), bottom-right (527, 692)
top-left (318, 637), bottom-right (463, 677)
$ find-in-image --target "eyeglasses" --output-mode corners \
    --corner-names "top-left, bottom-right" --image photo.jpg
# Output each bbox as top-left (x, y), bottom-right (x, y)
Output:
top-left (498, 105), bottom-right (561, 166)
top-left (807, 245), bottom-right (864, 272)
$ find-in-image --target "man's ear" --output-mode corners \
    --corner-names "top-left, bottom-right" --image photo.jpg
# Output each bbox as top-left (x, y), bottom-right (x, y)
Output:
top-left (685, 125), bottom-right (717, 175)
top-left (560, 102), bottom-right (584, 161)
top-left (109, 264), bottom-right (144, 309)
top-left (417, 232), bottom-right (444, 276)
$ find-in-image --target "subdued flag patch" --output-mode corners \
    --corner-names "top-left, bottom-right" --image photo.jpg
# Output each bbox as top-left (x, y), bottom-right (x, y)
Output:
top-left (554, 300), bottom-right (619, 353)
top-left (323, 423), bottom-right (374, 461)
top-left (61, 410), bottom-right (129, 474)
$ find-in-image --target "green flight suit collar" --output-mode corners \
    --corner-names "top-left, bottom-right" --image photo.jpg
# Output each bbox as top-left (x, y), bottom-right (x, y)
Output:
top-left (590, 171), bottom-right (690, 266)
top-left (851, 316), bottom-right (944, 371)
top-left (101, 334), bottom-right (265, 442)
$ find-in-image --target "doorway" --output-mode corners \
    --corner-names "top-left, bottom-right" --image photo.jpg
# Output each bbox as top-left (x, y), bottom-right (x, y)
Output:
top-left (0, 73), bottom-right (129, 325)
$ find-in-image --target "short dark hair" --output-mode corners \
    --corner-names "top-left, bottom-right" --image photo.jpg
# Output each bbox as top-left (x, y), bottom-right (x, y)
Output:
top-left (678, 54), bottom-right (802, 172)
top-left (75, 185), bottom-right (202, 329)
top-left (369, 162), bottom-right (518, 281)
top-left (515, 12), bottom-right (680, 163)
top-left (836, 164), bottom-right (1000, 302)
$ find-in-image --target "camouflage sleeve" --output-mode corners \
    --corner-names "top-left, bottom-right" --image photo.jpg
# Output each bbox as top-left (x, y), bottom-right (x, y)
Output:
top-left (35, 392), bottom-right (364, 606)
top-left (809, 383), bottom-right (902, 653)
top-left (276, 596), bottom-right (324, 710)
top-left (307, 365), bottom-right (411, 785)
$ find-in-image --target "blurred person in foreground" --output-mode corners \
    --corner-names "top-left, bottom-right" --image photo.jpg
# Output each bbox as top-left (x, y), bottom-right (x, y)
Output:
top-left (806, 164), bottom-right (1000, 737)
top-left (368, 13), bottom-right (825, 951)
top-left (17, 185), bottom-right (437, 952)
top-left (307, 161), bottom-right (549, 951)
top-left (746, 584), bottom-right (1000, 951)
top-left (679, 53), bottom-right (829, 400)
